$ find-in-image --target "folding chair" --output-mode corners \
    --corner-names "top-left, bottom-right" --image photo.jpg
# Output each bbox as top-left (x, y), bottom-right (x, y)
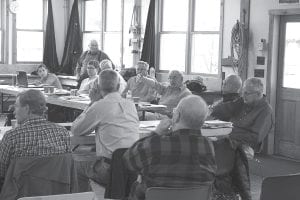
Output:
top-left (260, 173), bottom-right (300, 200)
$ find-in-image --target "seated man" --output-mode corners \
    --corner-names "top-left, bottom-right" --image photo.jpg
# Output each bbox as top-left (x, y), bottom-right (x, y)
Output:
top-left (140, 70), bottom-right (192, 117)
top-left (121, 61), bottom-right (157, 102)
top-left (72, 69), bottom-right (140, 191)
top-left (210, 77), bottom-right (273, 151)
top-left (0, 90), bottom-right (71, 189)
top-left (221, 74), bottom-right (242, 102)
top-left (123, 95), bottom-right (217, 200)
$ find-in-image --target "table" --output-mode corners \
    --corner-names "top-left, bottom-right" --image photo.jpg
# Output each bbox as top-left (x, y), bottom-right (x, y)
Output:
top-left (0, 85), bottom-right (90, 110)
top-left (71, 120), bottom-right (232, 147)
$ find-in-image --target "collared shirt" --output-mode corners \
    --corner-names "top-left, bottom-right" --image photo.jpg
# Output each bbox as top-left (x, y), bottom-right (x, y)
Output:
top-left (38, 73), bottom-right (62, 89)
top-left (157, 84), bottom-right (192, 112)
top-left (72, 92), bottom-right (139, 158)
top-left (78, 75), bottom-right (98, 95)
top-left (211, 97), bottom-right (273, 149)
top-left (0, 117), bottom-right (71, 179)
top-left (122, 76), bottom-right (157, 102)
top-left (123, 129), bottom-right (217, 188)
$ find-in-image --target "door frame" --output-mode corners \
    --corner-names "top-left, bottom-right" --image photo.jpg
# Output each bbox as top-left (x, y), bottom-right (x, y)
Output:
top-left (267, 8), bottom-right (300, 154)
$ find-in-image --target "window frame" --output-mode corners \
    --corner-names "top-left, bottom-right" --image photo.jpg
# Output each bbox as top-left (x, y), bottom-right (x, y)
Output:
top-left (12, 0), bottom-right (47, 64)
top-left (0, 0), bottom-right (4, 63)
top-left (155, 0), bottom-right (224, 76)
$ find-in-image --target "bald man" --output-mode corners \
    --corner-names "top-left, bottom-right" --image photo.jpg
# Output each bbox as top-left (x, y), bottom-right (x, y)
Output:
top-left (123, 95), bottom-right (216, 200)
top-left (221, 74), bottom-right (242, 102)
top-left (75, 40), bottom-right (113, 87)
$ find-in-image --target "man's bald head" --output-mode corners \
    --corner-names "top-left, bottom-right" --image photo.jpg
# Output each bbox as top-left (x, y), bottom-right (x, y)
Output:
top-left (173, 95), bottom-right (208, 130)
top-left (222, 74), bottom-right (242, 94)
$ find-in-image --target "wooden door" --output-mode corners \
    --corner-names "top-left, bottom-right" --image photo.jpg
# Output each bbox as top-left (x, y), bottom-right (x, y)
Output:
top-left (275, 15), bottom-right (300, 159)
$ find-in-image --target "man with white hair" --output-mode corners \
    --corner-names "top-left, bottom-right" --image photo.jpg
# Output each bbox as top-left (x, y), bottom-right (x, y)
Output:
top-left (140, 70), bottom-right (192, 117)
top-left (72, 69), bottom-right (139, 191)
top-left (123, 95), bottom-right (217, 200)
top-left (75, 40), bottom-right (113, 86)
top-left (121, 61), bottom-right (157, 102)
top-left (211, 77), bottom-right (273, 151)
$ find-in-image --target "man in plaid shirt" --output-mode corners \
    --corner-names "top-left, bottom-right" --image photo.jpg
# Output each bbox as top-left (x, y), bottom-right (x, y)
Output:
top-left (123, 95), bottom-right (217, 200)
top-left (0, 90), bottom-right (71, 188)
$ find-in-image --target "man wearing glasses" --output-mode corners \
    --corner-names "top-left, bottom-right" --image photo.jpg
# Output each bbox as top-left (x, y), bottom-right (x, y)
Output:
top-left (210, 77), bottom-right (273, 153)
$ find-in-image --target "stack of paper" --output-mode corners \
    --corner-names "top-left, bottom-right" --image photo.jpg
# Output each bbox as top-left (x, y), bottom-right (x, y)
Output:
top-left (203, 120), bottom-right (232, 129)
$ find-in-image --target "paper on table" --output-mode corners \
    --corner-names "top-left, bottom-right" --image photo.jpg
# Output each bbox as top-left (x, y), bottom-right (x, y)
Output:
top-left (203, 120), bottom-right (232, 128)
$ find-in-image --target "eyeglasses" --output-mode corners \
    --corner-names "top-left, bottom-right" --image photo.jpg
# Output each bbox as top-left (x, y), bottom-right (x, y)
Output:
top-left (242, 91), bottom-right (259, 97)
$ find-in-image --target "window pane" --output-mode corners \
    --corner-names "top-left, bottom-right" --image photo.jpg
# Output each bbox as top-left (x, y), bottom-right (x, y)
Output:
top-left (83, 33), bottom-right (101, 51)
top-left (84, 0), bottom-right (102, 31)
top-left (283, 22), bottom-right (300, 89)
top-left (141, 0), bottom-right (150, 33)
top-left (194, 0), bottom-right (221, 31)
top-left (16, 0), bottom-right (43, 29)
top-left (123, 0), bottom-right (134, 68)
top-left (104, 33), bottom-right (121, 67)
top-left (191, 34), bottom-right (219, 74)
top-left (106, 0), bottom-right (121, 31)
top-left (162, 0), bottom-right (188, 31)
top-left (159, 34), bottom-right (186, 71)
top-left (17, 31), bottom-right (43, 62)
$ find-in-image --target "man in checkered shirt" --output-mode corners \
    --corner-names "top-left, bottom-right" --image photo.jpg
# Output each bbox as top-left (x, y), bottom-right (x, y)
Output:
top-left (123, 95), bottom-right (217, 200)
top-left (0, 89), bottom-right (71, 188)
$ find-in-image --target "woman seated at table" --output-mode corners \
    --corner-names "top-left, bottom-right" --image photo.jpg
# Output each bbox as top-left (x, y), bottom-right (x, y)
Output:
top-left (78, 60), bottom-right (100, 95)
top-left (35, 64), bottom-right (62, 89)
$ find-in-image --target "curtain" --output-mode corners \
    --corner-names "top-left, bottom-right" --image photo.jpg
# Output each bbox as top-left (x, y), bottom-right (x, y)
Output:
top-left (43, 0), bottom-right (59, 73)
top-left (60, 0), bottom-right (82, 75)
top-left (141, 0), bottom-right (155, 69)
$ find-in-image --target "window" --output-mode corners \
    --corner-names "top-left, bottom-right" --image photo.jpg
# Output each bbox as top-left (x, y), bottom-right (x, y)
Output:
top-left (0, 1), bottom-right (3, 63)
top-left (82, 0), bottom-right (150, 68)
top-left (15, 0), bottom-right (46, 63)
top-left (158, 0), bottom-right (222, 75)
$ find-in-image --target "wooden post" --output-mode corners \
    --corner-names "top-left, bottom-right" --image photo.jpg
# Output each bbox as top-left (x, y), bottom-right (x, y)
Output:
top-left (131, 0), bottom-right (142, 67)
top-left (240, 0), bottom-right (250, 81)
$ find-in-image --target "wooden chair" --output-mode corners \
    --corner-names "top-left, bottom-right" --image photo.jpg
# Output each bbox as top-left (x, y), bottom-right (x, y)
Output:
top-left (145, 185), bottom-right (212, 200)
top-left (260, 173), bottom-right (300, 200)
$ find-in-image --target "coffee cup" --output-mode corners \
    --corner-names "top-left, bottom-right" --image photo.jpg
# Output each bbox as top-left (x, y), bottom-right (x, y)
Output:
top-left (133, 97), bottom-right (140, 104)
top-left (11, 119), bottom-right (17, 128)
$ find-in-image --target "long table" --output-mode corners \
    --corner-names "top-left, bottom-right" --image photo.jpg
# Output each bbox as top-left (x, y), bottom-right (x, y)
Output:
top-left (71, 120), bottom-right (232, 147)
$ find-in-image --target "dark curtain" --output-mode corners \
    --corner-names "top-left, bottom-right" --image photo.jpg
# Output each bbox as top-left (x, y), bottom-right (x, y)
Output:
top-left (60, 0), bottom-right (82, 75)
top-left (43, 0), bottom-right (59, 73)
top-left (141, 0), bottom-right (155, 69)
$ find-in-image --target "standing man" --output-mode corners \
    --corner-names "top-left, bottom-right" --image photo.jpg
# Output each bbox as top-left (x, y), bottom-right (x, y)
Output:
top-left (72, 69), bottom-right (139, 191)
top-left (75, 40), bottom-right (113, 87)
top-left (0, 90), bottom-right (71, 189)
top-left (123, 95), bottom-right (216, 200)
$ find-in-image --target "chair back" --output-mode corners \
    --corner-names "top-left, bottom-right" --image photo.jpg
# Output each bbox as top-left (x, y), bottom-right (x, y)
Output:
top-left (0, 154), bottom-right (77, 200)
top-left (145, 185), bottom-right (212, 200)
top-left (17, 192), bottom-right (95, 200)
top-left (260, 173), bottom-right (300, 200)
